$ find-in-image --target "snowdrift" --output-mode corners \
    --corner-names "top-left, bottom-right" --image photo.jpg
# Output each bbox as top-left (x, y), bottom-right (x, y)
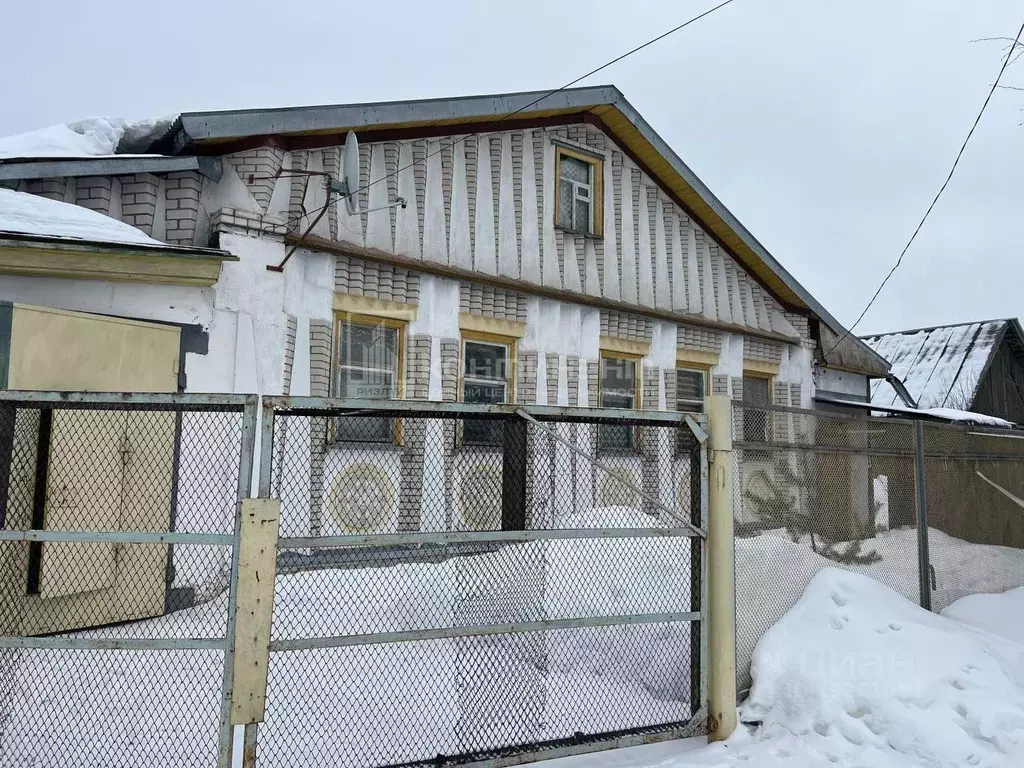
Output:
top-left (735, 526), bottom-right (1024, 693)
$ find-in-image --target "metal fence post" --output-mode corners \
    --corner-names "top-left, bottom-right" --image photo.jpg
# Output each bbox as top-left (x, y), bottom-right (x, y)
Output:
top-left (218, 395), bottom-right (259, 768)
top-left (914, 419), bottom-right (932, 611)
top-left (705, 395), bottom-right (736, 741)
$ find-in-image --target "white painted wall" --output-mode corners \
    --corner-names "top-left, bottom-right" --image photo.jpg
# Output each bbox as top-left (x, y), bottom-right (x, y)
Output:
top-left (816, 367), bottom-right (869, 400)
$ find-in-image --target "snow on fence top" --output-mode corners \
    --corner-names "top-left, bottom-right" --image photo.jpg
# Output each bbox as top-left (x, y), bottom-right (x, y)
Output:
top-left (0, 188), bottom-right (162, 246)
top-left (863, 320), bottom-right (1007, 410)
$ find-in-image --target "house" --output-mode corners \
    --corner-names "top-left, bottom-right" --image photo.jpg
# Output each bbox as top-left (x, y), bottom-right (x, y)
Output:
top-left (862, 319), bottom-right (1024, 424)
top-left (0, 87), bottom-right (889, 626)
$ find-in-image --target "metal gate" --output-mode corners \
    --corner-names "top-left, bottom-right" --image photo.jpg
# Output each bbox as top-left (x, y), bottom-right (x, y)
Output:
top-left (0, 391), bottom-right (257, 768)
top-left (248, 397), bottom-right (708, 767)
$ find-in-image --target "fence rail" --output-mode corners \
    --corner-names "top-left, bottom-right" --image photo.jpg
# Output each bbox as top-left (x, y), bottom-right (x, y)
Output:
top-left (0, 390), bottom-right (257, 768)
top-left (247, 397), bottom-right (708, 768)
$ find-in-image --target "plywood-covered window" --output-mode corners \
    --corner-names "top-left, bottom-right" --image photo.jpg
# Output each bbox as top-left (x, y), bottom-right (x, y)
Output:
top-left (333, 314), bottom-right (405, 443)
top-left (555, 146), bottom-right (603, 237)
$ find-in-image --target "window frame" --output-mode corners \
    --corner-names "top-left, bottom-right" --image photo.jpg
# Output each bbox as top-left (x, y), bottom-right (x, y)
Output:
top-left (330, 312), bottom-right (406, 445)
top-left (676, 366), bottom-right (708, 414)
top-left (458, 330), bottom-right (517, 448)
top-left (741, 371), bottom-right (774, 445)
top-left (597, 351), bottom-right (642, 453)
top-left (554, 145), bottom-right (604, 238)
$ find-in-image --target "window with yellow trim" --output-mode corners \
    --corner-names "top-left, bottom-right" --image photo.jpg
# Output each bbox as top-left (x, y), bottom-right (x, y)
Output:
top-left (676, 367), bottom-right (707, 414)
top-left (332, 313), bottom-right (405, 443)
top-left (461, 331), bottom-right (515, 446)
top-left (555, 146), bottom-right (603, 237)
top-left (742, 372), bottom-right (773, 443)
top-left (598, 353), bottom-right (640, 451)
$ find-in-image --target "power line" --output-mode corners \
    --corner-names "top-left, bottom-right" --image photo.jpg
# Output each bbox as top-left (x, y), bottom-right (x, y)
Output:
top-left (825, 16), bottom-right (1024, 357)
top-left (270, 0), bottom-right (739, 271)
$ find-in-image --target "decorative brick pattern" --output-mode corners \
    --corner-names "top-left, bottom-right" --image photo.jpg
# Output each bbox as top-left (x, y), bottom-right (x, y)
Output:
top-left (224, 147), bottom-right (285, 212)
top-left (283, 316), bottom-right (298, 395)
top-left (164, 170), bottom-right (202, 246)
top-left (288, 151), bottom-right (309, 234)
top-left (664, 370), bottom-right (678, 412)
top-left (567, 356), bottom-right (580, 407)
top-left (642, 366), bottom-right (659, 410)
top-left (210, 207), bottom-right (287, 238)
top-left (405, 335), bottom-right (431, 400)
top-left (600, 310), bottom-right (652, 342)
top-left (545, 354), bottom-right (558, 405)
top-left (678, 324), bottom-right (723, 353)
top-left (587, 361), bottom-right (599, 408)
top-left (75, 176), bottom-right (113, 215)
top-left (335, 253), bottom-right (421, 304)
top-left (440, 339), bottom-right (459, 402)
top-left (744, 337), bottom-right (784, 364)
top-left (119, 173), bottom-right (159, 235)
top-left (399, 421), bottom-right (426, 531)
top-left (790, 383), bottom-right (803, 409)
top-left (711, 374), bottom-right (729, 396)
top-left (784, 312), bottom-right (811, 339)
top-left (731, 377), bottom-right (743, 401)
top-left (774, 381), bottom-right (791, 443)
top-left (309, 321), bottom-right (333, 398)
top-left (458, 282), bottom-right (528, 323)
top-left (26, 178), bottom-right (67, 201)
top-left (307, 319), bottom-right (333, 537)
top-left (516, 351), bottom-right (538, 404)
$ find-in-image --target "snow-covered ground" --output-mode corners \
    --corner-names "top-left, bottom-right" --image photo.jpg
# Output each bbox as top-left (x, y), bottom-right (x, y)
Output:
top-left (0, 508), bottom-right (695, 768)
top-left (3, 514), bottom-right (1023, 768)
top-left (735, 525), bottom-right (1024, 693)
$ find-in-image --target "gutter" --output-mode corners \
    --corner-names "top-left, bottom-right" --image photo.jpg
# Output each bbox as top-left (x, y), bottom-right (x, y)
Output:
top-left (0, 155), bottom-right (222, 182)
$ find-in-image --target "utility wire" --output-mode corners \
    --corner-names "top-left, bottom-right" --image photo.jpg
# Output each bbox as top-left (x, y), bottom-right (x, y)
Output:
top-left (270, 0), bottom-right (738, 271)
top-left (825, 17), bottom-right (1024, 357)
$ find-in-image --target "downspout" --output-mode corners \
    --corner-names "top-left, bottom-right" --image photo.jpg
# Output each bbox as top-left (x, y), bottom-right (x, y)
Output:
top-left (886, 373), bottom-right (918, 409)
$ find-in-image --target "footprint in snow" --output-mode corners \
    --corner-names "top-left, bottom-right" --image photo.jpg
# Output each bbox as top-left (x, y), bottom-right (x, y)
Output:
top-left (830, 591), bottom-right (850, 607)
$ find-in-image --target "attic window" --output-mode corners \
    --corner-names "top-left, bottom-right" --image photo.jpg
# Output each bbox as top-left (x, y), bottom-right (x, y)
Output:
top-left (555, 147), bottom-right (603, 237)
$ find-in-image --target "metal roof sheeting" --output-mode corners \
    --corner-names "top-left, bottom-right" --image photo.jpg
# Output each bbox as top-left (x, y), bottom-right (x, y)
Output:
top-left (863, 321), bottom-right (1010, 408)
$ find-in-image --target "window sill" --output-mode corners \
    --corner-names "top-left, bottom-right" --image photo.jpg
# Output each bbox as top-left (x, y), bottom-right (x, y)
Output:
top-left (554, 225), bottom-right (603, 241)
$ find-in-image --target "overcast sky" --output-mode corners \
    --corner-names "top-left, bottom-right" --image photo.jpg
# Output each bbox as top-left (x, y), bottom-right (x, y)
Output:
top-left (1, 0), bottom-right (1021, 335)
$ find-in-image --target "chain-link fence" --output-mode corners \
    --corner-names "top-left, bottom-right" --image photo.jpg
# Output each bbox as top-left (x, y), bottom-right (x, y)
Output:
top-left (0, 391), bottom-right (256, 768)
top-left (248, 397), bottom-right (707, 768)
top-left (732, 400), bottom-right (1024, 696)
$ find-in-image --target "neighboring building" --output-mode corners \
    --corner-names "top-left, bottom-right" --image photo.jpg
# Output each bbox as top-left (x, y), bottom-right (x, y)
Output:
top-left (0, 87), bottom-right (889, 616)
top-left (863, 319), bottom-right (1024, 424)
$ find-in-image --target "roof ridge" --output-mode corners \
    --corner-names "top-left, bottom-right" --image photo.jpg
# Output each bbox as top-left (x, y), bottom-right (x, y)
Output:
top-left (861, 318), bottom-right (1013, 339)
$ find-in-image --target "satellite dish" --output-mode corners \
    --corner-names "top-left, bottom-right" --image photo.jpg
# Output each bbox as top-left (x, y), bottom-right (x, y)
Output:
top-left (342, 131), bottom-right (360, 215)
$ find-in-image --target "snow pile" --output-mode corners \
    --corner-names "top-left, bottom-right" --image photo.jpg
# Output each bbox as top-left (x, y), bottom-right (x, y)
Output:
top-left (944, 586), bottom-right (1024, 645)
top-left (733, 568), bottom-right (1024, 768)
top-left (0, 188), bottom-right (162, 245)
top-left (735, 526), bottom-right (1024, 693)
top-left (0, 117), bottom-right (128, 159)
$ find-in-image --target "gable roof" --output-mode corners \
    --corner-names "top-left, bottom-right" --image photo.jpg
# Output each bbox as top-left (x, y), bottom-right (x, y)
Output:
top-left (157, 86), bottom-right (886, 374)
top-left (862, 319), bottom-right (1023, 408)
top-left (0, 86), bottom-right (889, 375)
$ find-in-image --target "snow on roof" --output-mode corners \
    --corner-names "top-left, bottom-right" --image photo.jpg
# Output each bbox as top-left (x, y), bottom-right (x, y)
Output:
top-left (862, 320), bottom-right (1009, 409)
top-left (0, 188), bottom-right (160, 246)
top-left (0, 115), bottom-right (176, 160)
top-left (819, 395), bottom-right (1016, 427)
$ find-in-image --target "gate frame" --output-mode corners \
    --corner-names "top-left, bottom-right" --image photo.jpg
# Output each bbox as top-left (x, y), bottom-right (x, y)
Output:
top-left (0, 390), bottom-right (258, 768)
top-left (246, 395), bottom-right (710, 767)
